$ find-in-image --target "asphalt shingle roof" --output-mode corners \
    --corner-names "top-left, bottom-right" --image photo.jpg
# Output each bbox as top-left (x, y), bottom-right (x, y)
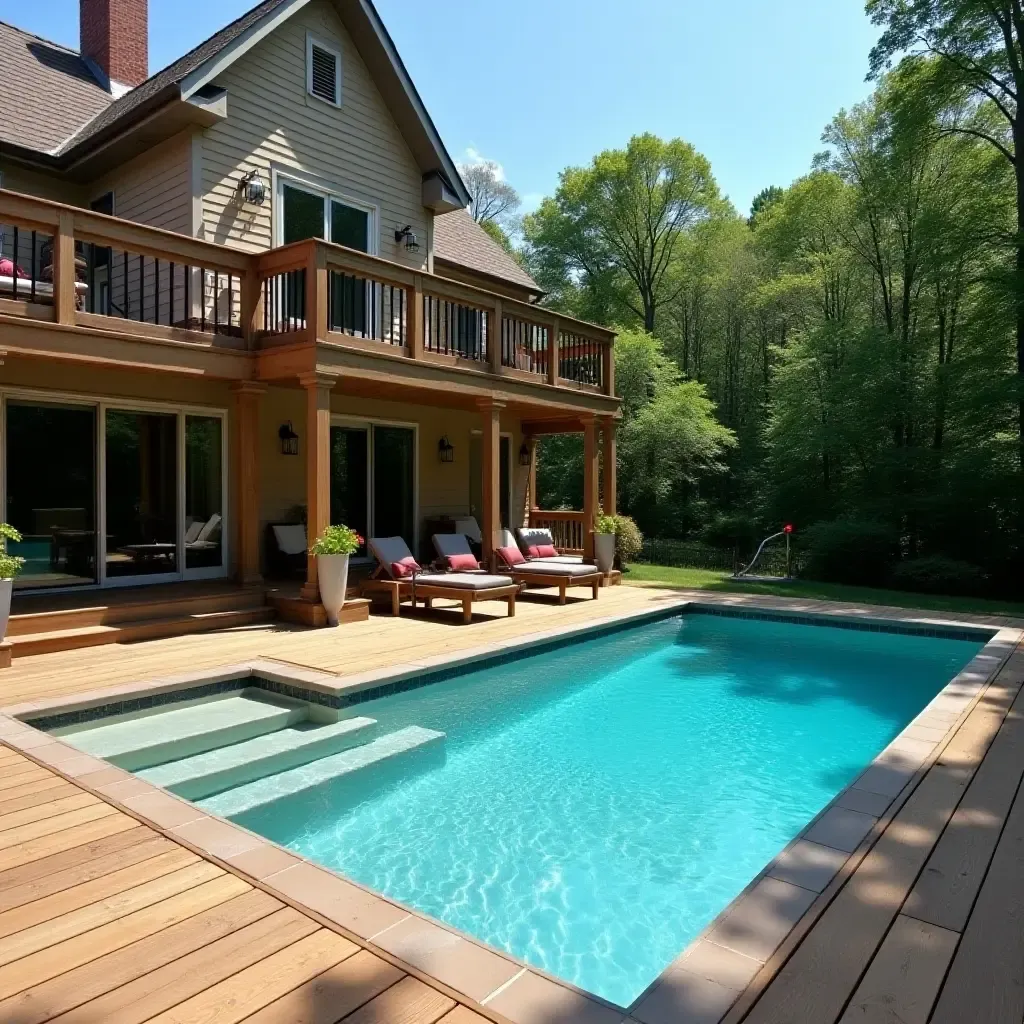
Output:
top-left (434, 210), bottom-right (540, 295)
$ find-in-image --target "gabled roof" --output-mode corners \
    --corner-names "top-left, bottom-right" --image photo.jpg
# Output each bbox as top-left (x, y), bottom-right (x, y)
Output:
top-left (0, 21), bottom-right (113, 153)
top-left (434, 211), bottom-right (541, 296)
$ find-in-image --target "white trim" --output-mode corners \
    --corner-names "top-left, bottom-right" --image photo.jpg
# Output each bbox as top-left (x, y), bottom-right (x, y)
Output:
top-left (0, 386), bottom-right (229, 594)
top-left (271, 167), bottom-right (378, 255)
top-left (190, 133), bottom-right (204, 239)
top-left (180, 0), bottom-right (314, 100)
top-left (306, 32), bottom-right (343, 108)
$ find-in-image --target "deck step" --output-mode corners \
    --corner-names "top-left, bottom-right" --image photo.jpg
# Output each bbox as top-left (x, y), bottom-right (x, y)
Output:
top-left (9, 606), bottom-right (276, 657)
top-left (199, 726), bottom-right (446, 821)
top-left (61, 692), bottom-right (309, 771)
top-left (139, 717), bottom-right (379, 799)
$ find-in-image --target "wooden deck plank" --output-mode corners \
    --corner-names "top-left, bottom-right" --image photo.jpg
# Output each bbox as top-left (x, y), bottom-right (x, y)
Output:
top-left (437, 1008), bottom-right (495, 1024)
top-left (0, 791), bottom-right (97, 833)
top-left (0, 889), bottom-right (282, 1024)
top-left (340, 975), bottom-right (456, 1024)
top-left (739, 667), bottom-right (1023, 1024)
top-left (903, 666), bottom-right (1024, 932)
top-left (0, 777), bottom-right (80, 814)
top-left (0, 824), bottom-right (149, 893)
top-left (236, 948), bottom-right (405, 1024)
top-left (836, 914), bottom-right (958, 1024)
top-left (140, 929), bottom-right (359, 1024)
top-left (0, 872), bottom-right (250, 1001)
top-left (929, 775), bottom-right (1024, 1024)
top-left (50, 905), bottom-right (319, 1024)
top-left (0, 811), bottom-right (138, 872)
top-left (0, 846), bottom-right (197, 939)
top-left (0, 767), bottom-right (51, 791)
top-left (0, 802), bottom-right (116, 850)
top-left (0, 834), bottom-right (174, 913)
top-left (0, 858), bottom-right (221, 966)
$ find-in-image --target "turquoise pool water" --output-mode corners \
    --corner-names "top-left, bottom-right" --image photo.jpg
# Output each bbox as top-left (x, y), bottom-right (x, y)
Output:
top-left (228, 613), bottom-right (984, 1006)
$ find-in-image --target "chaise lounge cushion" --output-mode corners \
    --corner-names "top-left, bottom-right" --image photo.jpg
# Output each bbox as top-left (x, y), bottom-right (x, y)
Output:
top-left (273, 523), bottom-right (307, 556)
top-left (391, 556), bottom-right (421, 578)
top-left (508, 561), bottom-right (599, 578)
top-left (515, 526), bottom-right (588, 565)
top-left (497, 544), bottom-right (526, 566)
top-left (414, 572), bottom-right (514, 590)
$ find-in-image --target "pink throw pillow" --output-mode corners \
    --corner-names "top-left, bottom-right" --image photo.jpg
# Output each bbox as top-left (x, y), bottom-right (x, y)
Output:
top-left (391, 556), bottom-right (420, 578)
top-left (447, 552), bottom-right (479, 571)
top-left (497, 545), bottom-right (526, 566)
top-left (528, 543), bottom-right (558, 558)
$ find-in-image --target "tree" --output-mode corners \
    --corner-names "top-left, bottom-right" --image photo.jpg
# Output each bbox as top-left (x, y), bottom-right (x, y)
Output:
top-left (524, 134), bottom-right (720, 332)
top-left (459, 160), bottom-right (521, 226)
top-left (867, 0), bottom-right (1024, 488)
top-left (749, 185), bottom-right (785, 225)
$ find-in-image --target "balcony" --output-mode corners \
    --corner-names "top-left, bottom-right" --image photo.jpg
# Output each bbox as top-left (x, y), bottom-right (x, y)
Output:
top-left (0, 190), bottom-right (616, 401)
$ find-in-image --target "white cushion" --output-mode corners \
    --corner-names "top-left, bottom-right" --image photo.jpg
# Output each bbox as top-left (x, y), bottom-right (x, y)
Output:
top-left (273, 523), bottom-right (307, 556)
top-left (415, 572), bottom-right (514, 590)
top-left (184, 520), bottom-right (204, 544)
top-left (196, 513), bottom-right (222, 543)
top-left (516, 527), bottom-right (556, 551)
top-left (509, 562), bottom-right (597, 577)
top-left (532, 555), bottom-right (587, 565)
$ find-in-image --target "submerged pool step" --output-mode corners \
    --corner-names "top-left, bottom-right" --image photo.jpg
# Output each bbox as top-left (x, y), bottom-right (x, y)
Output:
top-left (62, 693), bottom-right (309, 771)
top-left (199, 726), bottom-right (445, 820)
top-left (138, 717), bottom-right (378, 799)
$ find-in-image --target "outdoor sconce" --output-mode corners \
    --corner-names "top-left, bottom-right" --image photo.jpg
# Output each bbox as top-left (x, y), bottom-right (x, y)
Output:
top-left (238, 169), bottom-right (267, 206)
top-left (279, 421), bottom-right (299, 456)
top-left (395, 225), bottom-right (420, 252)
top-left (519, 442), bottom-right (531, 467)
top-left (438, 435), bottom-right (455, 463)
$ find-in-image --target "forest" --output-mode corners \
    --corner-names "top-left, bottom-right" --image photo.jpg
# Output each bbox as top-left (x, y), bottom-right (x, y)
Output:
top-left (462, 1), bottom-right (1024, 598)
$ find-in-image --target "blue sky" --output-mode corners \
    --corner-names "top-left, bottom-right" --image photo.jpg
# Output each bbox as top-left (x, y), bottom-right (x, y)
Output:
top-left (4, 0), bottom-right (880, 216)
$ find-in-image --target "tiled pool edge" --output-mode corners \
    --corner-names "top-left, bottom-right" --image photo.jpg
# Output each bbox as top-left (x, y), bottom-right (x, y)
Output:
top-left (0, 596), bottom-right (1019, 1024)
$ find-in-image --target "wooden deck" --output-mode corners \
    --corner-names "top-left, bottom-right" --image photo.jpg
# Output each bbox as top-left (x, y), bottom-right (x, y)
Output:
top-left (0, 584), bottom-right (1022, 1024)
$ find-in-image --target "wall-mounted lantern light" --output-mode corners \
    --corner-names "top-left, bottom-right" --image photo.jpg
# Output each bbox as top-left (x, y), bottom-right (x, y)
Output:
top-left (438, 435), bottom-right (454, 463)
top-left (279, 421), bottom-right (299, 456)
top-left (238, 169), bottom-right (267, 206)
top-left (395, 225), bottom-right (420, 252)
top-left (519, 442), bottom-right (532, 467)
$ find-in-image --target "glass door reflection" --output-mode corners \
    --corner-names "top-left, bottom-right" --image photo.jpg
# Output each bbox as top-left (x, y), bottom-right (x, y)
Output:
top-left (185, 416), bottom-right (223, 572)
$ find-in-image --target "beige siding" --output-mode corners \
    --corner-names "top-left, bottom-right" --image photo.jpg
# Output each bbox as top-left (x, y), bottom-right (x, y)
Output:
top-left (0, 164), bottom-right (82, 206)
top-left (200, 0), bottom-right (430, 269)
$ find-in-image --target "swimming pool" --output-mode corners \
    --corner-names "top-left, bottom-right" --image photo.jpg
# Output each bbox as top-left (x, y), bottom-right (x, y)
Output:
top-left (197, 612), bottom-right (982, 1006)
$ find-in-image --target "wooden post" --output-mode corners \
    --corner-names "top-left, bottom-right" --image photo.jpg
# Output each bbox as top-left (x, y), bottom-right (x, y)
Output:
top-left (547, 317), bottom-right (560, 387)
top-left (582, 415), bottom-right (599, 560)
top-left (299, 372), bottom-right (335, 601)
top-left (603, 337), bottom-right (615, 397)
top-left (601, 416), bottom-right (617, 517)
top-left (478, 399), bottom-right (504, 570)
top-left (527, 436), bottom-right (538, 524)
top-left (489, 299), bottom-right (503, 375)
top-left (231, 382), bottom-right (266, 584)
top-left (240, 266), bottom-right (264, 348)
top-left (305, 241), bottom-right (328, 342)
top-left (53, 210), bottom-right (76, 326)
top-left (408, 273), bottom-right (424, 358)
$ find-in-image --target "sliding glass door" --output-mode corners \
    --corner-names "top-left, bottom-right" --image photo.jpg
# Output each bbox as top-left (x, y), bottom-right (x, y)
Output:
top-left (330, 426), bottom-right (369, 557)
top-left (3, 395), bottom-right (226, 591)
top-left (5, 401), bottom-right (98, 590)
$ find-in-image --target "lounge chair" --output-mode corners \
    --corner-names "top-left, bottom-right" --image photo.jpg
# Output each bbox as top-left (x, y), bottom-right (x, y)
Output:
top-left (446, 531), bottom-right (602, 605)
top-left (515, 526), bottom-right (588, 565)
top-left (362, 536), bottom-right (519, 624)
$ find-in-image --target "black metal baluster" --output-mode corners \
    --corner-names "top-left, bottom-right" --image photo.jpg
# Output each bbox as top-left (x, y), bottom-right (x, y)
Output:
top-left (30, 231), bottom-right (37, 302)
top-left (11, 226), bottom-right (18, 299)
top-left (200, 268), bottom-right (206, 332)
top-left (122, 250), bottom-right (128, 318)
top-left (138, 254), bottom-right (144, 321)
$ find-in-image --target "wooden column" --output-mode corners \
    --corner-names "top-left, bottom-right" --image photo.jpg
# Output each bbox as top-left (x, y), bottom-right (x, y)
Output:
top-left (547, 318), bottom-right (560, 387)
top-left (601, 416), bottom-right (617, 516)
top-left (305, 241), bottom-right (328, 342)
top-left (582, 415), bottom-right (599, 560)
top-left (489, 299), bottom-right (503, 375)
top-left (299, 372), bottom-right (336, 601)
top-left (53, 210), bottom-right (76, 326)
top-left (240, 267), bottom-right (264, 348)
top-left (478, 399), bottom-right (504, 569)
top-left (231, 382), bottom-right (266, 584)
top-left (603, 339), bottom-right (616, 397)
top-left (527, 436), bottom-right (538, 523)
top-left (408, 273), bottom-right (424, 358)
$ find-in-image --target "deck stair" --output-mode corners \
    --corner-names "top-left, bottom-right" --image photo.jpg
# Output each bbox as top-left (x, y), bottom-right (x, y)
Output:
top-left (7, 584), bottom-right (274, 657)
top-left (138, 716), bottom-right (379, 799)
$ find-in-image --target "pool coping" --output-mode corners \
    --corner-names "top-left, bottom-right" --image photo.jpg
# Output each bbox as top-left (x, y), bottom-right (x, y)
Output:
top-left (0, 593), bottom-right (1020, 1024)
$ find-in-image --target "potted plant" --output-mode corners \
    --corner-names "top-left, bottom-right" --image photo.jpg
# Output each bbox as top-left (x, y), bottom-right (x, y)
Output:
top-left (309, 524), bottom-right (362, 626)
top-left (0, 524), bottom-right (24, 642)
top-left (593, 510), bottom-right (618, 575)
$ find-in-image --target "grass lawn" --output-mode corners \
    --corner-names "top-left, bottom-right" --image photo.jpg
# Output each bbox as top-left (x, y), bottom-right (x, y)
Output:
top-left (623, 563), bottom-right (1024, 618)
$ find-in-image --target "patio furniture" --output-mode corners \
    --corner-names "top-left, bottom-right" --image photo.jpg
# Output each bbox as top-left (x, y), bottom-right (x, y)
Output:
top-left (515, 526), bottom-right (591, 566)
top-left (492, 530), bottom-right (602, 604)
top-left (266, 522), bottom-right (307, 579)
top-left (363, 536), bottom-right (518, 624)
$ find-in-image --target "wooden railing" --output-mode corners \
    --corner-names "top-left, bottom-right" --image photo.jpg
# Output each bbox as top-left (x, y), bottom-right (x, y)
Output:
top-left (0, 190), bottom-right (616, 395)
top-left (529, 508), bottom-right (587, 555)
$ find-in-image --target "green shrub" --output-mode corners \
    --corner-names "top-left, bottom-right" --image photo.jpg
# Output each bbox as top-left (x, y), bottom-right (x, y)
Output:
top-left (803, 519), bottom-right (898, 586)
top-left (700, 514), bottom-right (759, 553)
top-left (612, 515), bottom-right (644, 563)
top-left (0, 523), bottom-right (24, 581)
top-left (309, 524), bottom-right (363, 556)
top-left (890, 556), bottom-right (988, 597)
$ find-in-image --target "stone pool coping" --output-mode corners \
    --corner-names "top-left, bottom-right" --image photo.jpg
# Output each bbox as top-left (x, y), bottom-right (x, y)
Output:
top-left (1, 593), bottom-right (1019, 1024)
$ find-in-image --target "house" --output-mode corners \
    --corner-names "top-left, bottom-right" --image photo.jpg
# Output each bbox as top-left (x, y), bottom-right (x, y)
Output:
top-left (0, 0), bottom-right (619, 642)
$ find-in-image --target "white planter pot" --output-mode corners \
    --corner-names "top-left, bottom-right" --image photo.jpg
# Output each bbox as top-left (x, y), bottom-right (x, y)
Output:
top-left (0, 579), bottom-right (11, 641)
top-left (317, 553), bottom-right (350, 627)
top-left (594, 533), bottom-right (616, 575)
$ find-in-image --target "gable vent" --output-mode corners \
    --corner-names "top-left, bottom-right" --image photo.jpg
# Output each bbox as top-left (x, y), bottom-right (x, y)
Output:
top-left (309, 40), bottom-right (340, 105)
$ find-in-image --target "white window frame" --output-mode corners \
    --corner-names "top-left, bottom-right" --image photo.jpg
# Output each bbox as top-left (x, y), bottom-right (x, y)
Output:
top-left (306, 32), bottom-right (342, 108)
top-left (330, 414), bottom-right (419, 563)
top-left (0, 387), bottom-right (229, 593)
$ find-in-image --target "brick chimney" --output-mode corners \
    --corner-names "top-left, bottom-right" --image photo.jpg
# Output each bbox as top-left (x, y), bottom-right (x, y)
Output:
top-left (81, 0), bottom-right (148, 89)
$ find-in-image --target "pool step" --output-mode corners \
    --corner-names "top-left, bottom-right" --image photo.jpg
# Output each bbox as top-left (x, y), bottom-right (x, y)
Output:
top-left (199, 726), bottom-right (446, 820)
top-left (63, 693), bottom-right (308, 771)
top-left (138, 717), bottom-right (379, 799)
